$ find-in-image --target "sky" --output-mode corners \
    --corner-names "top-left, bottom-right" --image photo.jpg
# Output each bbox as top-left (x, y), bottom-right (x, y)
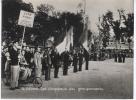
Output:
top-left (23, 0), bottom-right (133, 34)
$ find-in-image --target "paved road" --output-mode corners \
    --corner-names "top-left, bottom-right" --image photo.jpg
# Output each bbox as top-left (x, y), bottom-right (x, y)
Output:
top-left (1, 58), bottom-right (133, 99)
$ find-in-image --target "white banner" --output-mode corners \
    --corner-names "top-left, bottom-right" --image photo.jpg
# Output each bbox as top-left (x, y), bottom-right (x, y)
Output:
top-left (18, 10), bottom-right (35, 28)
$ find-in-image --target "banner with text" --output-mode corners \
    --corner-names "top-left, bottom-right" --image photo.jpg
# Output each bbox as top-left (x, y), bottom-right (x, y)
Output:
top-left (18, 10), bottom-right (35, 28)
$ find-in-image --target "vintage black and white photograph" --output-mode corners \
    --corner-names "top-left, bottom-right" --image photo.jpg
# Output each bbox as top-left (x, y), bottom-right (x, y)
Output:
top-left (1, 0), bottom-right (134, 99)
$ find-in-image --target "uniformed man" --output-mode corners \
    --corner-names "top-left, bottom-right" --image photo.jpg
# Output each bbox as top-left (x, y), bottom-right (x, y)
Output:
top-left (78, 50), bottom-right (83, 71)
top-left (93, 52), bottom-right (97, 61)
top-left (118, 51), bottom-right (122, 63)
top-left (53, 49), bottom-right (60, 78)
top-left (114, 50), bottom-right (118, 62)
top-left (84, 48), bottom-right (89, 70)
top-left (50, 49), bottom-right (55, 68)
top-left (62, 50), bottom-right (69, 75)
top-left (9, 41), bottom-right (20, 90)
top-left (42, 48), bottom-right (51, 80)
top-left (73, 49), bottom-right (78, 73)
top-left (122, 50), bottom-right (126, 63)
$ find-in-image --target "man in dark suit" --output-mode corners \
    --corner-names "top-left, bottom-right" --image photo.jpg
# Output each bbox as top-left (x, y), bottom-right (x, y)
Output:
top-left (42, 48), bottom-right (52, 80)
top-left (9, 41), bottom-right (20, 90)
top-left (114, 50), bottom-right (118, 62)
top-left (62, 50), bottom-right (69, 75)
top-left (118, 51), bottom-right (122, 63)
top-left (84, 48), bottom-right (89, 70)
top-left (53, 49), bottom-right (61, 78)
top-left (78, 50), bottom-right (83, 71)
top-left (122, 50), bottom-right (126, 63)
top-left (73, 49), bottom-right (78, 73)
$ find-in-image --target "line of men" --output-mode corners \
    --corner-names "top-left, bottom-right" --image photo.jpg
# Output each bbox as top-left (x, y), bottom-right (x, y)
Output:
top-left (114, 50), bottom-right (126, 63)
top-left (2, 41), bottom-right (90, 90)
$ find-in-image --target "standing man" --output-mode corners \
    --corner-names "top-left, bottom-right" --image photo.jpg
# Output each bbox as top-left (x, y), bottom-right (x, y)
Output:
top-left (118, 51), bottom-right (122, 63)
top-left (25, 46), bottom-right (32, 66)
top-left (34, 47), bottom-right (42, 78)
top-left (114, 50), bottom-right (118, 62)
top-left (62, 50), bottom-right (69, 75)
top-left (73, 49), bottom-right (78, 73)
top-left (53, 49), bottom-right (60, 78)
top-left (9, 41), bottom-right (20, 90)
top-left (84, 48), bottom-right (89, 70)
top-left (50, 48), bottom-right (55, 68)
top-left (122, 50), bottom-right (126, 63)
top-left (78, 50), bottom-right (84, 71)
top-left (42, 48), bottom-right (52, 80)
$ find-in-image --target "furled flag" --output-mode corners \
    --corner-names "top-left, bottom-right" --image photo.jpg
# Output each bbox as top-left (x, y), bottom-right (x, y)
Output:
top-left (79, 16), bottom-right (89, 51)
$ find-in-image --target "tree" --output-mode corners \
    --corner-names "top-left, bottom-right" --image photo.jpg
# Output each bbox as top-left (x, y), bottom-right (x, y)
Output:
top-left (97, 12), bottom-right (111, 49)
top-left (122, 13), bottom-right (134, 49)
top-left (102, 10), bottom-right (125, 49)
top-left (2, 0), bottom-right (34, 43)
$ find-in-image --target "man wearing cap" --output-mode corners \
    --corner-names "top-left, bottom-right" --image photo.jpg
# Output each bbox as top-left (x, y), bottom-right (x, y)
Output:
top-left (9, 41), bottom-right (20, 90)
top-left (42, 48), bottom-right (52, 80)
top-left (53, 49), bottom-right (60, 78)
top-left (78, 49), bottom-right (84, 71)
top-left (84, 48), bottom-right (89, 70)
top-left (73, 49), bottom-right (78, 73)
top-left (122, 50), bottom-right (126, 63)
top-left (62, 49), bottom-right (69, 75)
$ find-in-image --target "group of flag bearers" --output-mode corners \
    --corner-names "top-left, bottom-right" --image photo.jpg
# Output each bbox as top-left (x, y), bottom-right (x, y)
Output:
top-left (42, 46), bottom-right (89, 80)
top-left (2, 40), bottom-right (90, 90)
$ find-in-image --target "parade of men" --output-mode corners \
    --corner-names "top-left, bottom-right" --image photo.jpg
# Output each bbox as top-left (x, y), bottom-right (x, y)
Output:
top-left (1, 0), bottom-right (133, 99)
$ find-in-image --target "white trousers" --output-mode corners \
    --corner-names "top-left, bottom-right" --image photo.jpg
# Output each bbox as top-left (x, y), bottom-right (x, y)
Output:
top-left (10, 65), bottom-right (20, 88)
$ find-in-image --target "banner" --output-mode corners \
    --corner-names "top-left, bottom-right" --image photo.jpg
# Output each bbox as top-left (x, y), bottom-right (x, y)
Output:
top-left (18, 10), bottom-right (35, 28)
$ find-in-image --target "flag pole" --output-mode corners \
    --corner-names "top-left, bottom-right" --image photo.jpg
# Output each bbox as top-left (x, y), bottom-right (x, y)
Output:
top-left (84, 0), bottom-right (86, 15)
top-left (21, 27), bottom-right (26, 50)
top-left (18, 26), bottom-right (26, 65)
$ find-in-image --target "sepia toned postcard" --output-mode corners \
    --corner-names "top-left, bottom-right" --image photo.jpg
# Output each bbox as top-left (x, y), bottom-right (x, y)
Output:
top-left (1, 0), bottom-right (134, 99)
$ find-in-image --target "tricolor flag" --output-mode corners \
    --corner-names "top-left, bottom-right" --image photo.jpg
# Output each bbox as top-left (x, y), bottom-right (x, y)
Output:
top-left (56, 26), bottom-right (74, 54)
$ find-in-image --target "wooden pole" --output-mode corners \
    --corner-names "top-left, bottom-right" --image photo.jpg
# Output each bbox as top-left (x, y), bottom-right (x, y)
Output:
top-left (18, 27), bottom-right (26, 65)
top-left (21, 27), bottom-right (26, 50)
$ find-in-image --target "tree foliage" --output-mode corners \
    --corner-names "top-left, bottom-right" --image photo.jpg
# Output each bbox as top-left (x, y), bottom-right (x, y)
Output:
top-left (2, 0), bottom-right (34, 43)
top-left (97, 11), bottom-right (111, 48)
top-left (32, 4), bottom-right (84, 46)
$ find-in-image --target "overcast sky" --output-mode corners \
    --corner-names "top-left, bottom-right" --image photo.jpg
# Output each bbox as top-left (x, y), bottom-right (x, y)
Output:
top-left (23, 0), bottom-right (133, 33)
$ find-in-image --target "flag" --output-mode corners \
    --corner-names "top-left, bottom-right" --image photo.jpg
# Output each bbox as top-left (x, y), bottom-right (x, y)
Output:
top-left (56, 36), bottom-right (67, 54)
top-left (65, 26), bottom-right (74, 50)
top-left (56, 26), bottom-right (74, 54)
top-left (79, 16), bottom-right (89, 51)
